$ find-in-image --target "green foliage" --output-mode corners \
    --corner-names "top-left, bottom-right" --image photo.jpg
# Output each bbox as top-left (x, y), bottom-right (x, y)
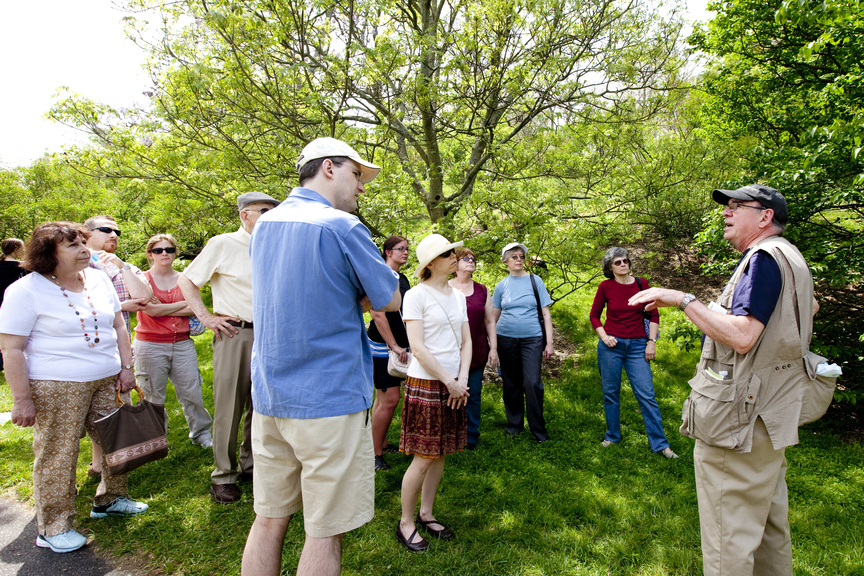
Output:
top-left (690, 0), bottom-right (864, 393)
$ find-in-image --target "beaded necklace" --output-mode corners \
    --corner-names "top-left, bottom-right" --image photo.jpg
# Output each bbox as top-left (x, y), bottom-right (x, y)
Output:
top-left (50, 272), bottom-right (100, 347)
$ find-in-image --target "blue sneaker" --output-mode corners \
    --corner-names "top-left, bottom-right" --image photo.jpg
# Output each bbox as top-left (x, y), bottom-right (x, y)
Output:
top-left (90, 496), bottom-right (149, 518)
top-left (36, 530), bottom-right (87, 553)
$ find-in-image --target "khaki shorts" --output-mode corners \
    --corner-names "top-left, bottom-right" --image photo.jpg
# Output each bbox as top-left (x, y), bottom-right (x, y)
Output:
top-left (251, 410), bottom-right (374, 538)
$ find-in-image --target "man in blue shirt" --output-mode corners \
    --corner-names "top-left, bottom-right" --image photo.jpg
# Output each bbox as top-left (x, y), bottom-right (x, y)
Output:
top-left (242, 137), bottom-right (401, 576)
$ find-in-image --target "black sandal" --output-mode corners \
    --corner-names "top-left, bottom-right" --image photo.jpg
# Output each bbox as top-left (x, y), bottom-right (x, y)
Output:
top-left (416, 513), bottom-right (455, 540)
top-left (395, 521), bottom-right (429, 552)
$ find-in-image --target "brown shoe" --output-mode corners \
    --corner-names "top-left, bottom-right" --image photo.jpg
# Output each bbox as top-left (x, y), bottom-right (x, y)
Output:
top-left (210, 483), bottom-right (240, 504)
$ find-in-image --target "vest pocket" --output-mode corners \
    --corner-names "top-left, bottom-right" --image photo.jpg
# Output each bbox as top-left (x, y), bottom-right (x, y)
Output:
top-left (679, 369), bottom-right (751, 449)
top-left (798, 351), bottom-right (837, 426)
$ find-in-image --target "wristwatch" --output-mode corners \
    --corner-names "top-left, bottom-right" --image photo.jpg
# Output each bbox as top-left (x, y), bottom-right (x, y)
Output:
top-left (122, 364), bottom-right (133, 370)
top-left (120, 263), bottom-right (132, 272)
top-left (679, 293), bottom-right (697, 311)
top-left (648, 338), bottom-right (657, 342)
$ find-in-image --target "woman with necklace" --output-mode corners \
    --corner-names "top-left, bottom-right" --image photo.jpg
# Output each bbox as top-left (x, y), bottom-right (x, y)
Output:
top-left (589, 247), bottom-right (677, 458)
top-left (134, 234), bottom-right (212, 447)
top-left (368, 235), bottom-right (411, 471)
top-left (0, 222), bottom-right (148, 554)
top-left (448, 247), bottom-right (498, 450)
top-left (396, 234), bottom-right (470, 552)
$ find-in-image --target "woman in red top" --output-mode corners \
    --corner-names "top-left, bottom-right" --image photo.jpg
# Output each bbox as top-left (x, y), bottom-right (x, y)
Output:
top-left (135, 234), bottom-right (212, 447)
top-left (448, 247), bottom-right (498, 449)
top-left (589, 247), bottom-right (677, 458)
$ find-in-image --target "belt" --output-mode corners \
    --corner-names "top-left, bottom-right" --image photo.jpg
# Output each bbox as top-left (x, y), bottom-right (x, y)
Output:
top-left (226, 320), bottom-right (253, 329)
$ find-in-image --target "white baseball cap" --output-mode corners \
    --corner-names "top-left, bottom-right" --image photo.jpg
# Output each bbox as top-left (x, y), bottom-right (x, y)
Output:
top-left (296, 137), bottom-right (381, 183)
top-left (500, 242), bottom-right (528, 262)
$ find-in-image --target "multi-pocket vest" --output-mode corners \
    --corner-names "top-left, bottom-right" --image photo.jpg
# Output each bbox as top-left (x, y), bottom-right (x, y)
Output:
top-left (679, 236), bottom-right (836, 453)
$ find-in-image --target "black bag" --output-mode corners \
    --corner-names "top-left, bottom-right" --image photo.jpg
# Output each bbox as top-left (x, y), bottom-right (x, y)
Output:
top-left (93, 386), bottom-right (169, 476)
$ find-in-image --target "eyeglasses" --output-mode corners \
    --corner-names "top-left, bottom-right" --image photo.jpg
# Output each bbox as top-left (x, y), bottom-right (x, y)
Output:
top-left (461, 257), bottom-right (476, 263)
top-left (509, 254), bottom-right (526, 261)
top-left (150, 247), bottom-right (177, 255)
top-left (613, 259), bottom-right (630, 266)
top-left (390, 247), bottom-right (410, 252)
top-left (245, 207), bottom-right (271, 214)
top-left (93, 226), bottom-right (121, 237)
top-left (728, 200), bottom-right (766, 212)
top-left (437, 249), bottom-right (455, 259)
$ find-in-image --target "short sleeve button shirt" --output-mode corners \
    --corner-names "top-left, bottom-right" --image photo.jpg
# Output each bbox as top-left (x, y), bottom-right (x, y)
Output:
top-left (250, 188), bottom-right (399, 419)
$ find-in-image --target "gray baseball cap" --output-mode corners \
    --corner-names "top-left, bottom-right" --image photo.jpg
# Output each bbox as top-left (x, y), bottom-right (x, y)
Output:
top-left (237, 192), bottom-right (280, 211)
top-left (712, 184), bottom-right (788, 224)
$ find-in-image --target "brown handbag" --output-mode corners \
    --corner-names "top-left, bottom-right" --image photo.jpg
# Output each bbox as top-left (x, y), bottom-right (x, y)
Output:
top-left (93, 386), bottom-right (169, 476)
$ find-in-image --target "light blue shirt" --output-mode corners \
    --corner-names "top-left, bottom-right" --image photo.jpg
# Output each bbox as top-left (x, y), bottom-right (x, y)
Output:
top-left (493, 274), bottom-right (552, 338)
top-left (250, 188), bottom-right (399, 419)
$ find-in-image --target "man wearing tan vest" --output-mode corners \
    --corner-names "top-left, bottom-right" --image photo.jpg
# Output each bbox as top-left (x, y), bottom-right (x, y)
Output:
top-left (630, 184), bottom-right (817, 576)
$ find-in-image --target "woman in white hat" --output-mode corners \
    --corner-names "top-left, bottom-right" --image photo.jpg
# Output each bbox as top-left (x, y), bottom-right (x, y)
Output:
top-left (396, 234), bottom-right (471, 552)
top-left (493, 242), bottom-right (553, 442)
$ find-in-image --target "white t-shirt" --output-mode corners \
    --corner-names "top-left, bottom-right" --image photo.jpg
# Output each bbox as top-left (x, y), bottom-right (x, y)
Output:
top-left (0, 270), bottom-right (122, 381)
top-left (402, 284), bottom-right (468, 380)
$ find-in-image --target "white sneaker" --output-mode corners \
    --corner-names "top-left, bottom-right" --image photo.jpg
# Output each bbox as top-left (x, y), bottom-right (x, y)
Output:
top-left (90, 496), bottom-right (149, 518)
top-left (661, 448), bottom-right (679, 459)
top-left (36, 530), bottom-right (87, 553)
top-left (601, 440), bottom-right (614, 447)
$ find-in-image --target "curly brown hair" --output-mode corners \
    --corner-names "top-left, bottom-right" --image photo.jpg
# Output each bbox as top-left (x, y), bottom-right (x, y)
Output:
top-left (21, 222), bottom-right (90, 274)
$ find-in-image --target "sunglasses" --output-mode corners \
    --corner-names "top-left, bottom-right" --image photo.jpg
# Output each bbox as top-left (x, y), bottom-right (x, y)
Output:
top-left (509, 254), bottom-right (526, 261)
top-left (94, 226), bottom-right (122, 237)
top-left (150, 247), bottom-right (177, 254)
top-left (246, 207), bottom-right (271, 213)
top-left (461, 257), bottom-right (476, 263)
top-left (613, 259), bottom-right (630, 266)
top-left (437, 249), bottom-right (455, 259)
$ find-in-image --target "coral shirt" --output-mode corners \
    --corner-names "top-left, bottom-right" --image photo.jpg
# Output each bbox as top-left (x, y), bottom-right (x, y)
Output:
top-left (134, 271), bottom-right (190, 343)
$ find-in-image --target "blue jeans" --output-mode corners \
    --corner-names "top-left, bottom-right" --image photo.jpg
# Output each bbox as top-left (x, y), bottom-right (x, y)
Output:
top-left (465, 367), bottom-right (484, 445)
top-left (597, 337), bottom-right (669, 452)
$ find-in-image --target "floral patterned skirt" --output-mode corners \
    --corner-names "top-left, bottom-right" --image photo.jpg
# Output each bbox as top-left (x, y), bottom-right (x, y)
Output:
top-left (400, 376), bottom-right (467, 458)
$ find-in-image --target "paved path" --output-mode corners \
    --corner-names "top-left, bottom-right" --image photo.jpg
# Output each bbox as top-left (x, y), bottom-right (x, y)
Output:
top-left (0, 498), bottom-right (145, 576)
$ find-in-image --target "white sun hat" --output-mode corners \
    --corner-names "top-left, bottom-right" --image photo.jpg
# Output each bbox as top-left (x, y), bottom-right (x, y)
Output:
top-left (413, 234), bottom-right (464, 278)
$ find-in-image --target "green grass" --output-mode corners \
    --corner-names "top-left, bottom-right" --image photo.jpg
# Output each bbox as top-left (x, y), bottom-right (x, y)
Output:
top-left (1, 293), bottom-right (863, 575)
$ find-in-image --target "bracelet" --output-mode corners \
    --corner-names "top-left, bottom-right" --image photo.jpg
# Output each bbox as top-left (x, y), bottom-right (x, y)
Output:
top-left (120, 263), bottom-right (132, 272)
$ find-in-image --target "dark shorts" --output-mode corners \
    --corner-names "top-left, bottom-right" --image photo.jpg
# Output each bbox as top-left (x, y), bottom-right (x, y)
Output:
top-left (373, 355), bottom-right (403, 391)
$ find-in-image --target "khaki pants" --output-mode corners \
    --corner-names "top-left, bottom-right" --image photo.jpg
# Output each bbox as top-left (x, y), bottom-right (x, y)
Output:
top-left (210, 327), bottom-right (254, 484)
top-left (134, 338), bottom-right (212, 442)
top-left (31, 376), bottom-right (130, 537)
top-left (694, 418), bottom-right (792, 576)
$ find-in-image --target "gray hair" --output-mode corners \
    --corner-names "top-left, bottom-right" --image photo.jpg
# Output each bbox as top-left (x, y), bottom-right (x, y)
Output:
top-left (501, 247), bottom-right (525, 263)
top-left (601, 247), bottom-right (629, 279)
top-left (771, 217), bottom-right (786, 236)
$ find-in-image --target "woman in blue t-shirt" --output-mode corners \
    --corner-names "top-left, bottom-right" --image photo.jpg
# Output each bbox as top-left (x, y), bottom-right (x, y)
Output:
top-left (492, 242), bottom-right (553, 442)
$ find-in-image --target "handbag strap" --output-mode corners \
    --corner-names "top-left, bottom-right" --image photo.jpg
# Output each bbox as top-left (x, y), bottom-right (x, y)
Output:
top-left (528, 273), bottom-right (547, 341)
top-left (634, 277), bottom-right (651, 318)
top-left (419, 284), bottom-right (461, 345)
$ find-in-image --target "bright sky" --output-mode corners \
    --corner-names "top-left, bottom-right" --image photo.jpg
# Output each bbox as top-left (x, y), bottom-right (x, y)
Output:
top-left (0, 0), bottom-right (714, 169)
